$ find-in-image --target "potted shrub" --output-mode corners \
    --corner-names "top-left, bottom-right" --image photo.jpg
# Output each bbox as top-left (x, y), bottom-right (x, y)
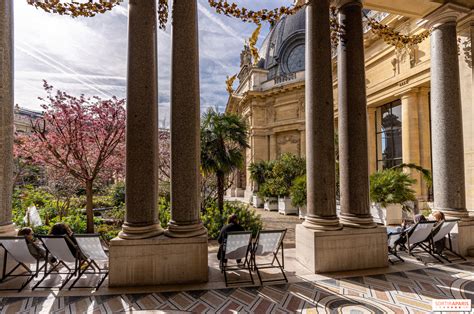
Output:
top-left (290, 175), bottom-right (306, 219)
top-left (258, 179), bottom-right (278, 211)
top-left (272, 153), bottom-right (305, 215)
top-left (369, 169), bottom-right (417, 225)
top-left (248, 160), bottom-right (270, 208)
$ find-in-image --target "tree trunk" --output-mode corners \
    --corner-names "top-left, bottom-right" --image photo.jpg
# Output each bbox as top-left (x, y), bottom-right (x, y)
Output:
top-left (85, 180), bottom-right (94, 233)
top-left (217, 171), bottom-right (225, 214)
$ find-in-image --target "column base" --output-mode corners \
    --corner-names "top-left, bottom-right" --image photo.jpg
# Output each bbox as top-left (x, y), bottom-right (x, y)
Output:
top-left (0, 223), bottom-right (19, 278)
top-left (165, 222), bottom-right (208, 238)
top-left (118, 223), bottom-right (164, 240)
top-left (109, 234), bottom-right (208, 287)
top-left (450, 218), bottom-right (474, 257)
top-left (0, 223), bottom-right (16, 235)
top-left (439, 208), bottom-right (471, 220)
top-left (339, 213), bottom-right (377, 228)
top-left (302, 216), bottom-right (342, 231)
top-left (296, 224), bottom-right (388, 273)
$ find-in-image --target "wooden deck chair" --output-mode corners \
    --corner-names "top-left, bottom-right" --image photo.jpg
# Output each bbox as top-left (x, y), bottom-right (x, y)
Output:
top-left (251, 229), bottom-right (287, 285)
top-left (387, 232), bottom-right (404, 264)
top-left (431, 219), bottom-right (466, 263)
top-left (406, 221), bottom-right (442, 263)
top-left (69, 234), bottom-right (109, 290)
top-left (221, 231), bottom-right (254, 287)
top-left (32, 235), bottom-right (81, 290)
top-left (0, 237), bottom-right (46, 292)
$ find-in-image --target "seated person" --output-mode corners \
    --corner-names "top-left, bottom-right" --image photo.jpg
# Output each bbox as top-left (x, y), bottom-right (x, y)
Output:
top-left (18, 227), bottom-right (57, 265)
top-left (430, 210), bottom-right (446, 253)
top-left (49, 222), bottom-right (83, 259)
top-left (391, 214), bottom-right (427, 249)
top-left (217, 214), bottom-right (245, 265)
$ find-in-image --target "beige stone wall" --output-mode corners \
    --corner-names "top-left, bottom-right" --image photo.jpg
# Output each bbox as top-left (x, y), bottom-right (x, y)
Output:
top-left (228, 13), bottom-right (474, 204)
top-left (458, 16), bottom-right (473, 211)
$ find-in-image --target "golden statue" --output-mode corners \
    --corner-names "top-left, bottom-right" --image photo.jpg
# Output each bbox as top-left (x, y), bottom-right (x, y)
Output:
top-left (249, 23), bottom-right (262, 66)
top-left (226, 74), bottom-right (237, 94)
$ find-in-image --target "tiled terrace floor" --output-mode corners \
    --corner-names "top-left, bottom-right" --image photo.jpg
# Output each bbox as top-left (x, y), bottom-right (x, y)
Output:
top-left (0, 250), bottom-right (473, 313)
top-left (1, 209), bottom-right (473, 313)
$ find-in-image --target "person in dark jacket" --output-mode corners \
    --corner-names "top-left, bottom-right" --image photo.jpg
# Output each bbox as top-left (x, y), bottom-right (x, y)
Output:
top-left (217, 214), bottom-right (245, 264)
top-left (49, 222), bottom-right (83, 259)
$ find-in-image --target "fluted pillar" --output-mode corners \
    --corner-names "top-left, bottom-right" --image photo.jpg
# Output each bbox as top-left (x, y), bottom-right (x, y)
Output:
top-left (303, 0), bottom-right (341, 231)
top-left (119, 0), bottom-right (164, 239)
top-left (426, 4), bottom-right (470, 219)
top-left (337, 0), bottom-right (376, 228)
top-left (0, 0), bottom-right (16, 236)
top-left (166, 0), bottom-right (207, 238)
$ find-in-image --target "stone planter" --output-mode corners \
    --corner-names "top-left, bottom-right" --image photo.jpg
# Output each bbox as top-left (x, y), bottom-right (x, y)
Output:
top-left (264, 197), bottom-right (278, 211)
top-left (278, 196), bottom-right (298, 215)
top-left (299, 205), bottom-right (307, 219)
top-left (370, 203), bottom-right (404, 226)
top-left (252, 195), bottom-right (264, 208)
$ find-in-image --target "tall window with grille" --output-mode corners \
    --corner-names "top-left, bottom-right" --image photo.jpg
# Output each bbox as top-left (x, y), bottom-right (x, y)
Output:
top-left (375, 100), bottom-right (402, 170)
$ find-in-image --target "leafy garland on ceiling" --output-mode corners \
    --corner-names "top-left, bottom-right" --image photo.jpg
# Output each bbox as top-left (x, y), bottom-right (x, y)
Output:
top-left (363, 12), bottom-right (430, 51)
top-left (26, 0), bottom-right (430, 50)
top-left (26, 0), bottom-right (169, 29)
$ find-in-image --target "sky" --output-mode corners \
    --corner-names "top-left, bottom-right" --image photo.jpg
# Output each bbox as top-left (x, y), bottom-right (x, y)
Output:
top-left (14, 0), bottom-right (291, 127)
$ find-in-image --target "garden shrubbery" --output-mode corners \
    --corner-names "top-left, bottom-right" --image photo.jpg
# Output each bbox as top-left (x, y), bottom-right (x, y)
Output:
top-left (201, 201), bottom-right (263, 239)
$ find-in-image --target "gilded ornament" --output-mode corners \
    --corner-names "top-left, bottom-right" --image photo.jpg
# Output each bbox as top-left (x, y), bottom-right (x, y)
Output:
top-left (226, 74), bottom-right (237, 94)
top-left (249, 24), bottom-right (262, 66)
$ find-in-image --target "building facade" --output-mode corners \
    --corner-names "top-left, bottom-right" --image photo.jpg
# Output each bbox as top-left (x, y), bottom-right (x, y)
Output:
top-left (226, 6), bottom-right (473, 211)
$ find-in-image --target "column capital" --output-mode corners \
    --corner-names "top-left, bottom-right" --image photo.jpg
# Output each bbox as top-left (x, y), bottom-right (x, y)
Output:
top-left (423, 3), bottom-right (470, 29)
top-left (331, 0), bottom-right (362, 9)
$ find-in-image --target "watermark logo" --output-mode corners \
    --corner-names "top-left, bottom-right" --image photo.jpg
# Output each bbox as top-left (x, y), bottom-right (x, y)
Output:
top-left (432, 299), bottom-right (472, 312)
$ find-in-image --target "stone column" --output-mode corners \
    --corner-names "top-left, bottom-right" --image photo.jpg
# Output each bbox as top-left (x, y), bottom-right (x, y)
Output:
top-left (119, 0), bottom-right (163, 239)
top-left (303, 0), bottom-right (341, 231)
top-left (367, 108), bottom-right (377, 175)
top-left (337, 0), bottom-right (376, 228)
top-left (0, 0), bottom-right (15, 236)
top-left (166, 0), bottom-right (207, 238)
top-left (426, 4), bottom-right (470, 219)
top-left (401, 90), bottom-right (423, 198)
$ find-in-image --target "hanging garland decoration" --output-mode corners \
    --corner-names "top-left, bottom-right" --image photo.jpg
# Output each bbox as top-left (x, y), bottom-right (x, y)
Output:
top-left (330, 7), bottom-right (344, 48)
top-left (364, 12), bottom-right (430, 50)
top-left (26, 0), bottom-right (121, 18)
top-left (207, 0), bottom-right (307, 25)
top-left (158, 0), bottom-right (169, 30)
top-left (26, 0), bottom-right (169, 30)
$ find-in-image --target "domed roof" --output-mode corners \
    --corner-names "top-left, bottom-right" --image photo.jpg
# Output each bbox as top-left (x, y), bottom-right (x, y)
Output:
top-left (259, 8), bottom-right (306, 80)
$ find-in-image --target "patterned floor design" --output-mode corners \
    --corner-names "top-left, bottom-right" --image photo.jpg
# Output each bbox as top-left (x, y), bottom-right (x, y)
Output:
top-left (0, 261), bottom-right (473, 313)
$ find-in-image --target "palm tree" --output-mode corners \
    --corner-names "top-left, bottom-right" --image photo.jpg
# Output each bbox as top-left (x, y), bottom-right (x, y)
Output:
top-left (201, 108), bottom-right (249, 213)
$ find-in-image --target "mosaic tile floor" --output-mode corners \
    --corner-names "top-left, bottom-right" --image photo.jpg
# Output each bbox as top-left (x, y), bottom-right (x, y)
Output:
top-left (1, 261), bottom-right (473, 313)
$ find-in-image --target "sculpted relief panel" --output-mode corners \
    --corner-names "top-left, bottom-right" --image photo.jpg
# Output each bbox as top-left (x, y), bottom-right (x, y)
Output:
top-left (277, 131), bottom-right (300, 156)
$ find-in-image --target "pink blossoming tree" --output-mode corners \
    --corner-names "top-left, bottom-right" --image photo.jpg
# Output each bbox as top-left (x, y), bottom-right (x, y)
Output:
top-left (17, 82), bottom-right (126, 233)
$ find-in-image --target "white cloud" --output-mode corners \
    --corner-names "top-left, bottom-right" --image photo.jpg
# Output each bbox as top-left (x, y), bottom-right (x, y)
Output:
top-left (14, 0), bottom-right (291, 125)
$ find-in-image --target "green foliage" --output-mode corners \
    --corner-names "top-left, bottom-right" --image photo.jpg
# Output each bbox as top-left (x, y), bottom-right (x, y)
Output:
top-left (248, 160), bottom-right (272, 190)
top-left (391, 163), bottom-right (432, 189)
top-left (97, 224), bottom-right (120, 242)
top-left (370, 169), bottom-right (417, 209)
top-left (200, 108), bottom-right (249, 176)
top-left (158, 197), bottom-right (171, 229)
top-left (200, 108), bottom-right (249, 212)
top-left (258, 153), bottom-right (305, 198)
top-left (290, 175), bottom-right (306, 207)
top-left (110, 181), bottom-right (125, 206)
top-left (202, 201), bottom-right (263, 239)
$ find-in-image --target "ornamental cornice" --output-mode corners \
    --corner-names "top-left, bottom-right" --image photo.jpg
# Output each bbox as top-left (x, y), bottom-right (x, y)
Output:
top-left (423, 3), bottom-right (470, 29)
